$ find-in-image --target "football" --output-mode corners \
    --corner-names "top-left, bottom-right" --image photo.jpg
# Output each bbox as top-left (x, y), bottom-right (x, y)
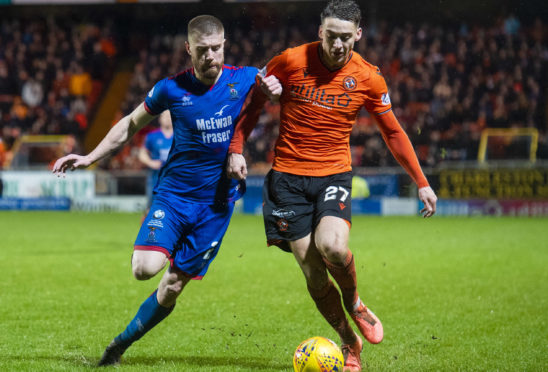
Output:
top-left (293, 336), bottom-right (344, 372)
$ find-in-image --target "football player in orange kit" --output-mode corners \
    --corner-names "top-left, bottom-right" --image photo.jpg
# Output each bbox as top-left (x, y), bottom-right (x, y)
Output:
top-left (228, 1), bottom-right (437, 370)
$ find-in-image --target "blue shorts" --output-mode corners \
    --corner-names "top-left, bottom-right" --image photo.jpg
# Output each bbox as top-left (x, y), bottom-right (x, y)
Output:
top-left (134, 193), bottom-right (234, 280)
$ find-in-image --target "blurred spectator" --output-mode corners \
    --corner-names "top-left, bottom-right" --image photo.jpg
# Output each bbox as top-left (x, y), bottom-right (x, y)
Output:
top-left (69, 63), bottom-right (92, 97)
top-left (504, 14), bottom-right (521, 35)
top-left (21, 72), bottom-right (44, 108)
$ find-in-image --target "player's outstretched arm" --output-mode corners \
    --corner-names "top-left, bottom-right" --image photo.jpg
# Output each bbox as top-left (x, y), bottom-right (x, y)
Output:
top-left (227, 153), bottom-right (248, 180)
top-left (227, 74), bottom-right (281, 180)
top-left (52, 103), bottom-right (155, 176)
top-left (374, 110), bottom-right (437, 217)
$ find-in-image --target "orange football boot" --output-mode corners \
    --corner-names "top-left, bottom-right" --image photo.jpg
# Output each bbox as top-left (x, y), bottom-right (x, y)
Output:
top-left (341, 334), bottom-right (363, 372)
top-left (350, 302), bottom-right (383, 344)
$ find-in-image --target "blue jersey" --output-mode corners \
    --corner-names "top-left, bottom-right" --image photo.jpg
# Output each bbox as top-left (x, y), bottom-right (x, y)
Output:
top-left (144, 129), bottom-right (173, 186)
top-left (144, 65), bottom-right (258, 203)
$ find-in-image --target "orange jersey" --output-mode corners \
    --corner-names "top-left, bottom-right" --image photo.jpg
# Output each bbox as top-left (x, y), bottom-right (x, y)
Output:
top-left (229, 42), bottom-right (429, 187)
top-left (266, 41), bottom-right (392, 176)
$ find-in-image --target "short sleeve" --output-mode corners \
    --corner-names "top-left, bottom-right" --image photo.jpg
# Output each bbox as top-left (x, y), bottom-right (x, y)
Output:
top-left (266, 50), bottom-right (289, 85)
top-left (363, 70), bottom-right (392, 115)
top-left (243, 66), bottom-right (260, 92)
top-left (144, 79), bottom-right (168, 116)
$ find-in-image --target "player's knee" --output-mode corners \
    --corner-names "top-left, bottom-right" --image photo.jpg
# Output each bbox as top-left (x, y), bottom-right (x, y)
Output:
top-left (131, 251), bottom-right (167, 280)
top-left (132, 264), bottom-right (156, 280)
top-left (164, 280), bottom-right (184, 297)
top-left (317, 236), bottom-right (347, 264)
top-left (131, 255), bottom-right (153, 280)
top-left (158, 278), bottom-right (186, 306)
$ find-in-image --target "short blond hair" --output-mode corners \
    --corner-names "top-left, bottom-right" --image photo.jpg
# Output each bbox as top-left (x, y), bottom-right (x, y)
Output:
top-left (188, 15), bottom-right (224, 39)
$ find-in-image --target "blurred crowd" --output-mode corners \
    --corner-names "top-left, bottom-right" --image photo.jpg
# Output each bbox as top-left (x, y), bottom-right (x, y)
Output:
top-left (104, 32), bottom-right (188, 170)
top-left (355, 15), bottom-right (548, 166)
top-left (108, 14), bottom-right (548, 172)
top-left (238, 14), bottom-right (548, 169)
top-left (1, 12), bottom-right (547, 170)
top-left (0, 16), bottom-right (117, 167)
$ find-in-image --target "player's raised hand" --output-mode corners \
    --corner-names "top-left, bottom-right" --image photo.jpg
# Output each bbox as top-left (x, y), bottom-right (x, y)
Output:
top-left (257, 73), bottom-right (282, 103)
top-left (418, 186), bottom-right (437, 218)
top-left (226, 153), bottom-right (248, 180)
top-left (52, 154), bottom-right (92, 177)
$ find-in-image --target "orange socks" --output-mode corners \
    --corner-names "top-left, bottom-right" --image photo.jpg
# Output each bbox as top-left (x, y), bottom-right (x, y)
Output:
top-left (307, 280), bottom-right (353, 338)
top-left (323, 251), bottom-right (359, 313)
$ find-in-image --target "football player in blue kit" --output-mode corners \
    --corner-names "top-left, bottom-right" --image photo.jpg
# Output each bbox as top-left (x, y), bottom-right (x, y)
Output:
top-left (52, 15), bottom-right (281, 366)
top-left (138, 110), bottom-right (174, 205)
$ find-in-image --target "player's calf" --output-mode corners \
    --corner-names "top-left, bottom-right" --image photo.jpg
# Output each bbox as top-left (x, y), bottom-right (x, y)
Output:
top-left (157, 266), bottom-right (190, 307)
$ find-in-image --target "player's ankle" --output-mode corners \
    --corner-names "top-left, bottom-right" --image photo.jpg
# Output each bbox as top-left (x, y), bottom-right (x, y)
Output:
top-left (341, 329), bottom-right (359, 346)
top-left (351, 297), bottom-right (363, 313)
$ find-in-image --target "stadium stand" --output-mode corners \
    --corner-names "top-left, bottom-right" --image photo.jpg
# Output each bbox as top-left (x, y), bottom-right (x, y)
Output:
top-left (1, 9), bottom-right (547, 172)
top-left (103, 14), bottom-right (548, 172)
top-left (0, 16), bottom-right (117, 168)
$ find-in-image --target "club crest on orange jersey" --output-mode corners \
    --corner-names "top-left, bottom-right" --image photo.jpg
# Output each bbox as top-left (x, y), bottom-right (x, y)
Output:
top-left (343, 76), bottom-right (357, 91)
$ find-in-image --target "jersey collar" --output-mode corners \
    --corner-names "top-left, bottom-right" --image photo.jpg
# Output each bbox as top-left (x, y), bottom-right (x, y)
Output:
top-left (190, 67), bottom-right (225, 92)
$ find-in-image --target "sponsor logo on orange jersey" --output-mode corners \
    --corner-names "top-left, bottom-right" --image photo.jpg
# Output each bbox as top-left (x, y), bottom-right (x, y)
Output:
top-left (290, 84), bottom-right (352, 109)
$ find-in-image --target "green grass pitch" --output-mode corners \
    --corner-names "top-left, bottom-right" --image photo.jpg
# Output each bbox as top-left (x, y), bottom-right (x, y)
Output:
top-left (0, 212), bottom-right (546, 371)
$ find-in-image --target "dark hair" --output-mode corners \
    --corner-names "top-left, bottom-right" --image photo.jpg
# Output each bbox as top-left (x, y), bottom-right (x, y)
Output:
top-left (320, 0), bottom-right (361, 26)
top-left (188, 15), bottom-right (224, 38)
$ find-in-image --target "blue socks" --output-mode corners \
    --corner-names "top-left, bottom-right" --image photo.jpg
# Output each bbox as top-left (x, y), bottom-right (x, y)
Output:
top-left (114, 290), bottom-right (174, 349)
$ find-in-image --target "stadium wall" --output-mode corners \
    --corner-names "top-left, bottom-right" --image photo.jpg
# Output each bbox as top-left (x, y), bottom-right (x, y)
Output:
top-left (0, 171), bottom-right (146, 211)
top-left (242, 170), bottom-right (548, 217)
top-left (1, 169), bottom-right (547, 215)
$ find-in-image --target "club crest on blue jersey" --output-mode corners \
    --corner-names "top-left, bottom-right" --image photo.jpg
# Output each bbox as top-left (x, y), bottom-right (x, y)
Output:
top-left (147, 227), bottom-right (157, 242)
top-left (228, 82), bottom-right (239, 100)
